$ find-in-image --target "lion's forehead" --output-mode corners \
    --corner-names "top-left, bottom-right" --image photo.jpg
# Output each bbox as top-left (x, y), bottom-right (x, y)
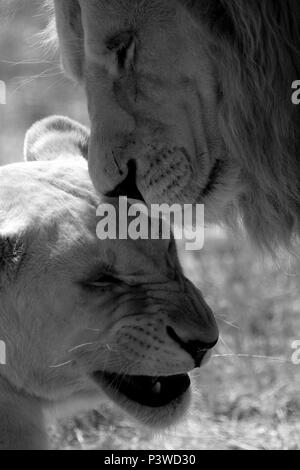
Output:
top-left (80, 0), bottom-right (176, 23)
top-left (82, 0), bottom-right (184, 62)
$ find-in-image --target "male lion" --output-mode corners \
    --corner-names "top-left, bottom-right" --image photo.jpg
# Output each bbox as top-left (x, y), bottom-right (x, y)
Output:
top-left (0, 116), bottom-right (218, 450)
top-left (47, 0), bottom-right (300, 251)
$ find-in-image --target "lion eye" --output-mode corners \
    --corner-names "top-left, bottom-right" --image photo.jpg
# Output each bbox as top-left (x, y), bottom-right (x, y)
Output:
top-left (106, 31), bottom-right (136, 70)
top-left (82, 273), bottom-right (121, 290)
top-left (89, 274), bottom-right (120, 286)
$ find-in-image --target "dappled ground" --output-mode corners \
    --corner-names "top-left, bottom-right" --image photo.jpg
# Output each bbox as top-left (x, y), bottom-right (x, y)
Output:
top-left (1, 0), bottom-right (300, 450)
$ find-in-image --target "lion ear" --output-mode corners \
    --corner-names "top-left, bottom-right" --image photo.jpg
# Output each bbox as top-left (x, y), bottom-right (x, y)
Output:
top-left (53, 0), bottom-right (84, 81)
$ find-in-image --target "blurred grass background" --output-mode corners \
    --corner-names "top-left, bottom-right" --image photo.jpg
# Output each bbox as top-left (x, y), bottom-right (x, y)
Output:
top-left (0, 0), bottom-right (299, 450)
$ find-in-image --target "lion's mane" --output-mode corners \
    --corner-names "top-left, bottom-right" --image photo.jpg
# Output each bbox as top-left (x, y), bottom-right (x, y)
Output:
top-left (188, 0), bottom-right (300, 251)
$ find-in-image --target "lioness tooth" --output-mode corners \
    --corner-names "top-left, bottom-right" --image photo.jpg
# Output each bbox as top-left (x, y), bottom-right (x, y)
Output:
top-left (153, 381), bottom-right (161, 394)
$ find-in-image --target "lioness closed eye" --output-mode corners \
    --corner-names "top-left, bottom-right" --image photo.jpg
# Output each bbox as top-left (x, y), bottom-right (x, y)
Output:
top-left (0, 116), bottom-right (218, 450)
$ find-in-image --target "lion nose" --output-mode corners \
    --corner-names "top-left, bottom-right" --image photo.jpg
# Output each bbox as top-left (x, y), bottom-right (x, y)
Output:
top-left (167, 326), bottom-right (218, 368)
top-left (106, 160), bottom-right (145, 202)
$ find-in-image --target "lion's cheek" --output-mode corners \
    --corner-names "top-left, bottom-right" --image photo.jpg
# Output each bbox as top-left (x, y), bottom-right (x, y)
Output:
top-left (137, 149), bottom-right (197, 205)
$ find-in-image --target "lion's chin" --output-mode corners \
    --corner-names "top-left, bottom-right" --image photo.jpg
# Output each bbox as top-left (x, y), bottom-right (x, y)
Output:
top-left (92, 372), bottom-right (192, 429)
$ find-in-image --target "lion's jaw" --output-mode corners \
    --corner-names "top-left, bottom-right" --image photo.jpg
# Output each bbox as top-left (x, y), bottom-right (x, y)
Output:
top-left (53, 0), bottom-right (237, 220)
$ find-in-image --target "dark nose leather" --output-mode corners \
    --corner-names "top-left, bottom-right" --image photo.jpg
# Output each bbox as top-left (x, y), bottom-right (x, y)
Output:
top-left (167, 326), bottom-right (218, 368)
top-left (106, 160), bottom-right (144, 201)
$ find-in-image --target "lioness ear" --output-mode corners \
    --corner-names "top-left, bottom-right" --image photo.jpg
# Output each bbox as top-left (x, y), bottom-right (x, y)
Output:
top-left (24, 116), bottom-right (89, 162)
top-left (53, 0), bottom-right (84, 81)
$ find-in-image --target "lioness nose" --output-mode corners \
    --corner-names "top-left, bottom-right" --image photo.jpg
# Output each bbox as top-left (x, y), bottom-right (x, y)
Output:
top-left (107, 160), bottom-right (145, 202)
top-left (167, 326), bottom-right (218, 368)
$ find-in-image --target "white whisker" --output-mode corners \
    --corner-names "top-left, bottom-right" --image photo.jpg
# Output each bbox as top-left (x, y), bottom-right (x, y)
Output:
top-left (215, 315), bottom-right (240, 329)
top-left (68, 342), bottom-right (96, 353)
top-left (0, 59), bottom-right (55, 65)
top-left (218, 334), bottom-right (234, 354)
top-left (211, 353), bottom-right (289, 363)
top-left (49, 360), bottom-right (73, 369)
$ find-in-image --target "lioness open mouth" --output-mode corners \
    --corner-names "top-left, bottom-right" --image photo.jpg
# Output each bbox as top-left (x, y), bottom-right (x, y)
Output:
top-left (93, 371), bottom-right (190, 408)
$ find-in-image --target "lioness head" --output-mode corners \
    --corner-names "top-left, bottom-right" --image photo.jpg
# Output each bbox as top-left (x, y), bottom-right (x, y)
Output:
top-left (0, 116), bottom-right (218, 449)
top-left (49, 0), bottom-right (300, 249)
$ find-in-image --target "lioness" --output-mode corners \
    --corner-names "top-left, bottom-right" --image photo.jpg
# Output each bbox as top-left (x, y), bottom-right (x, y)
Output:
top-left (0, 116), bottom-right (218, 450)
top-left (47, 0), bottom-right (300, 251)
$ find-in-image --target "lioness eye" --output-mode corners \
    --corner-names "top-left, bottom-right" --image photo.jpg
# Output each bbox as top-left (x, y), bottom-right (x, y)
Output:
top-left (106, 31), bottom-right (136, 70)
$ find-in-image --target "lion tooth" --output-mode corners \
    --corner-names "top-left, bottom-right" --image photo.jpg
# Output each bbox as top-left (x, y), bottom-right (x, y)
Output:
top-left (153, 381), bottom-right (161, 394)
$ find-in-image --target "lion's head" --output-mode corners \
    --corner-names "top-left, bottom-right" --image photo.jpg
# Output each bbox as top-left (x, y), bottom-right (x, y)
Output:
top-left (0, 116), bottom-right (218, 449)
top-left (48, 0), bottom-right (300, 250)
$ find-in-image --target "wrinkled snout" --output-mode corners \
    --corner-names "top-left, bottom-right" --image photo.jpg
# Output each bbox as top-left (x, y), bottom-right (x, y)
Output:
top-left (165, 276), bottom-right (219, 369)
